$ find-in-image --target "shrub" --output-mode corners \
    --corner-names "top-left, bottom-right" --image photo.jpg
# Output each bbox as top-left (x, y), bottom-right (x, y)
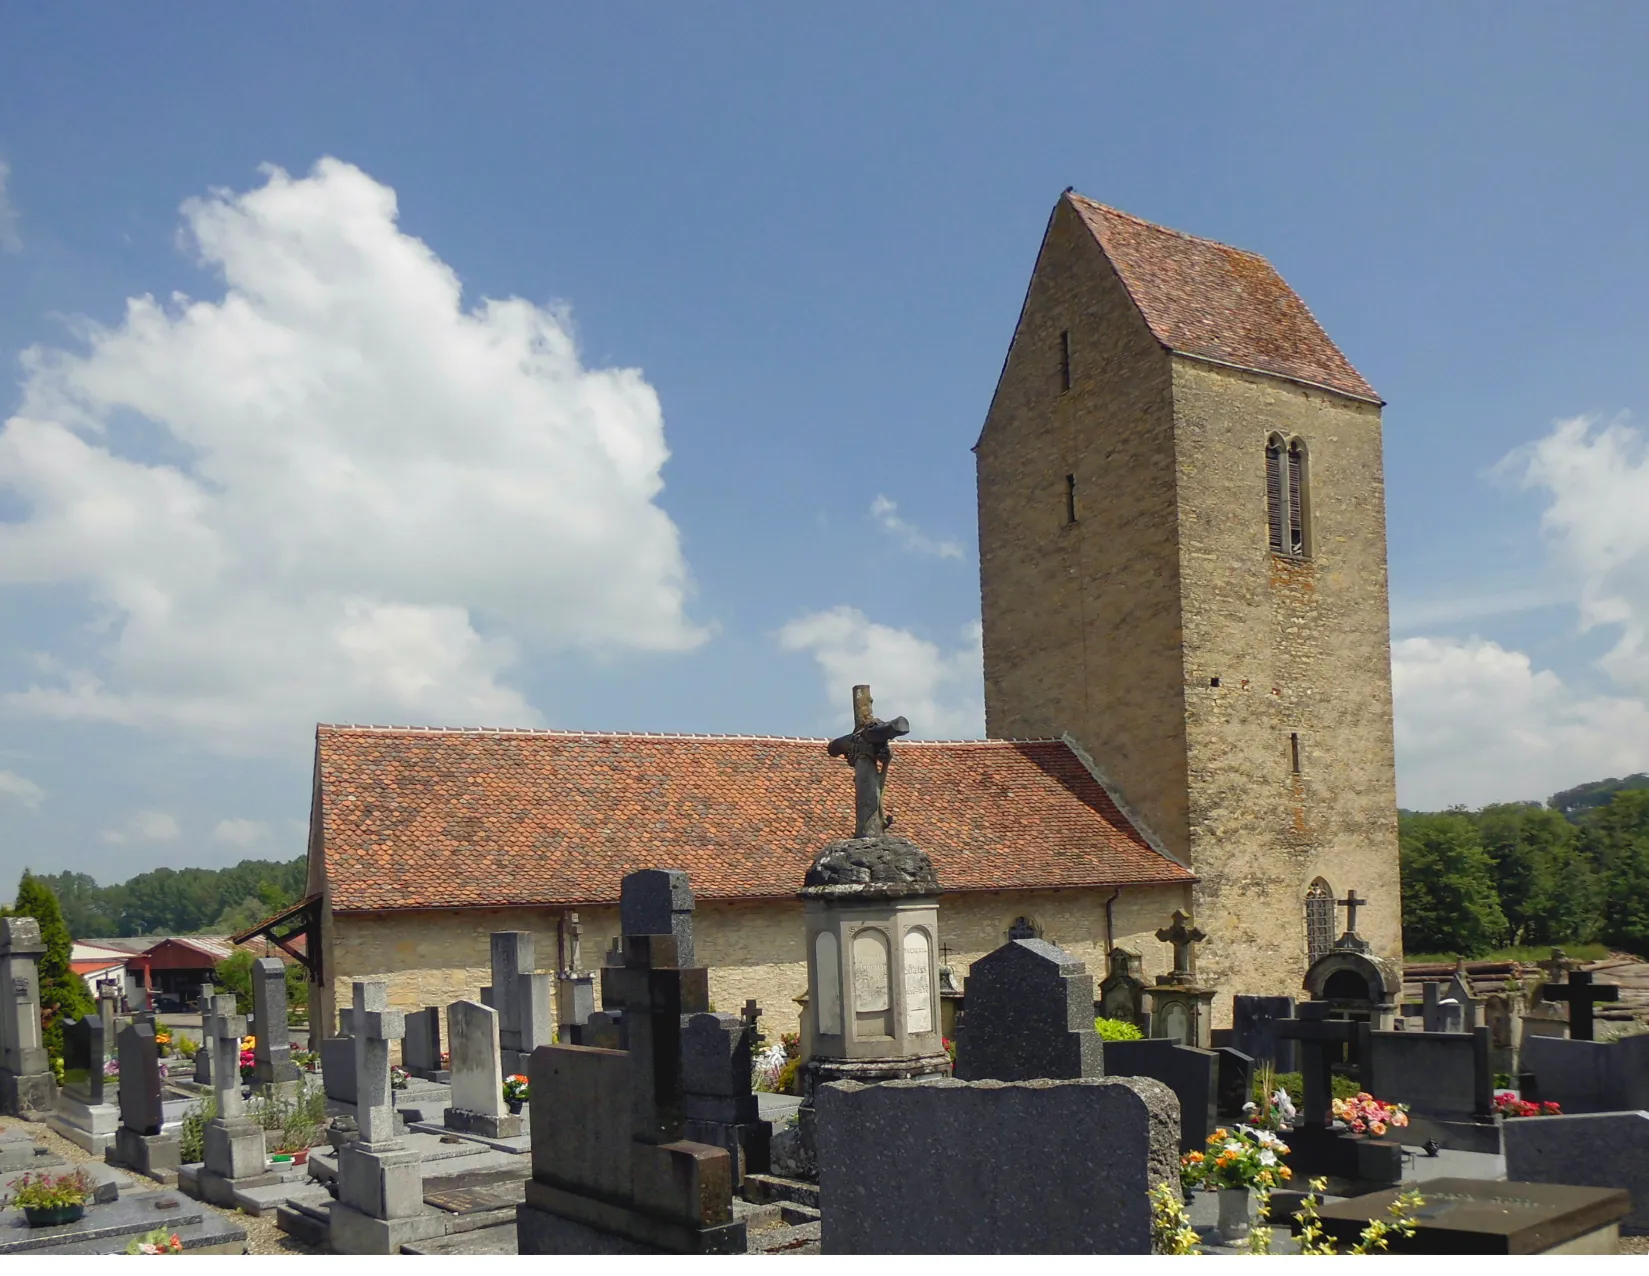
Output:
top-left (775, 1057), bottom-right (802, 1096)
top-left (2, 1169), bottom-right (96, 1210)
top-left (1093, 1017), bottom-right (1144, 1041)
top-left (178, 1094), bottom-right (217, 1164)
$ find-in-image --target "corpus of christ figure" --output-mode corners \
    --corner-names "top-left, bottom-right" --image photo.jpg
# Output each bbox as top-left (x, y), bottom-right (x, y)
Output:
top-left (826, 684), bottom-right (910, 838)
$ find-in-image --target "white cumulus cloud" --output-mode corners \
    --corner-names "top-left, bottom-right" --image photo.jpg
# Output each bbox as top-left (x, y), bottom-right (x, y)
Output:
top-left (0, 159), bottom-right (19, 253)
top-left (211, 818), bottom-right (272, 848)
top-left (779, 606), bottom-right (983, 738)
top-left (102, 810), bottom-right (181, 845)
top-left (0, 770), bottom-right (45, 809)
top-left (869, 495), bottom-right (964, 560)
top-left (0, 158), bottom-right (702, 755)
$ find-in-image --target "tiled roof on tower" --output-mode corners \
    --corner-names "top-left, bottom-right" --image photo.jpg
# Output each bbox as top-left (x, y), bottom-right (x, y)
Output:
top-left (311, 725), bottom-right (1193, 912)
top-left (1067, 193), bottom-right (1380, 403)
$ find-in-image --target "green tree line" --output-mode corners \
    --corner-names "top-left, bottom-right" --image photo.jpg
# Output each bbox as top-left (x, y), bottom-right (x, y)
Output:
top-left (1401, 774), bottom-right (1649, 958)
top-left (29, 856), bottom-right (307, 939)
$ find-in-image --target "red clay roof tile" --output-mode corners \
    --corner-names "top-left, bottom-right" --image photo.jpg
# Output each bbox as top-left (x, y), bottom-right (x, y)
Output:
top-left (1068, 193), bottom-right (1380, 403)
top-left (314, 726), bottom-right (1192, 912)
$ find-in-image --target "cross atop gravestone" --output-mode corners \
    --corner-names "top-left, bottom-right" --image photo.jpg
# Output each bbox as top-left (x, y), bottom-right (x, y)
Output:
top-left (1331, 887), bottom-right (1373, 954)
top-left (826, 684), bottom-right (910, 838)
top-left (620, 868), bottom-right (697, 970)
top-left (1540, 969), bottom-right (1621, 1042)
top-left (1274, 1004), bottom-right (1363, 1129)
top-left (741, 999), bottom-right (763, 1049)
top-left (350, 980), bottom-right (405, 1147)
top-left (1539, 947), bottom-right (1577, 985)
top-left (1155, 911), bottom-right (1206, 983)
top-left (557, 909), bottom-right (583, 975)
top-left (207, 993), bottom-right (248, 1117)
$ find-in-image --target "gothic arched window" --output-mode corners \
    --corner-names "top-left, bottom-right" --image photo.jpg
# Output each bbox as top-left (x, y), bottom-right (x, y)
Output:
top-left (1305, 878), bottom-right (1334, 964)
top-left (1266, 434), bottom-right (1311, 558)
top-left (1008, 916), bottom-right (1040, 941)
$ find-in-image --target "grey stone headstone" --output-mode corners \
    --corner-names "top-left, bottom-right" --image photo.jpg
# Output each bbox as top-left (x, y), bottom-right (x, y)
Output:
top-left (62, 1015), bottom-right (105, 1106)
top-left (953, 938), bottom-right (1103, 1082)
top-left (1363, 1027), bottom-right (1493, 1122)
top-left (489, 932), bottom-right (537, 1053)
top-left (0, 917), bottom-right (50, 1087)
top-left (1505, 1110), bottom-right (1649, 1236)
top-left (1524, 1034), bottom-right (1649, 1114)
top-left (1231, 995), bottom-right (1296, 1072)
top-left (815, 1075), bottom-right (1178, 1254)
top-left (207, 994), bottom-right (249, 1118)
top-left (447, 999), bottom-right (506, 1121)
top-left (619, 868), bottom-right (695, 967)
top-left (403, 1007), bottom-right (441, 1075)
top-left (116, 1021), bottom-right (164, 1135)
top-left (251, 957), bottom-right (300, 1086)
top-left (350, 980), bottom-right (406, 1147)
top-left (321, 1035), bottom-right (358, 1104)
top-left (1101, 1038), bottom-right (1218, 1154)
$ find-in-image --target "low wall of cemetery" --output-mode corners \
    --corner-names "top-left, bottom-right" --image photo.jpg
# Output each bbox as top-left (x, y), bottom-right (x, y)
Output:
top-left (319, 881), bottom-right (1189, 1046)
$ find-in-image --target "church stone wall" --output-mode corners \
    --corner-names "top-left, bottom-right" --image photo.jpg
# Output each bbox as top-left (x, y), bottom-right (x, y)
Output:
top-left (976, 199), bottom-right (1190, 866)
top-left (320, 882), bottom-right (1190, 1055)
top-left (1170, 358), bottom-right (1402, 1004)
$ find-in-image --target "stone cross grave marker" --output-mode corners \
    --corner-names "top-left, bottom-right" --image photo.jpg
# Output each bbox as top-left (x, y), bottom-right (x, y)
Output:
top-left (351, 980), bottom-right (406, 1147)
top-left (740, 999), bottom-right (763, 1050)
top-left (0, 916), bottom-right (54, 1116)
top-left (193, 982), bottom-right (215, 1085)
top-left (490, 931), bottom-right (553, 1075)
top-left (195, 992), bottom-right (269, 1201)
top-left (1156, 911), bottom-right (1206, 982)
top-left (1274, 1005), bottom-right (1401, 1184)
top-left (825, 684), bottom-right (910, 839)
top-left (1540, 969), bottom-right (1621, 1042)
top-left (251, 957), bottom-right (301, 1092)
top-left (953, 938), bottom-right (1102, 1082)
top-left (207, 993), bottom-right (247, 1118)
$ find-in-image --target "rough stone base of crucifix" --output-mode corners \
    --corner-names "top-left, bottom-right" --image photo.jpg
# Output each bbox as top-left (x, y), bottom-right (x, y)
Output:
top-left (189, 1115), bottom-right (279, 1207)
top-left (0, 1068), bottom-right (56, 1118)
top-left (329, 1140), bottom-right (446, 1254)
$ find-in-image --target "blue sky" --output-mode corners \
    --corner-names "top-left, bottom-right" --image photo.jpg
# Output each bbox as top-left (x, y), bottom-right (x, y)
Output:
top-left (3, 5), bottom-right (1648, 891)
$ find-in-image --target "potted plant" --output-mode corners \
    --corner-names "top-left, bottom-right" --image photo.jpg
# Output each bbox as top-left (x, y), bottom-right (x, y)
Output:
top-left (1180, 1126), bottom-right (1292, 1245)
top-left (503, 1074), bottom-right (529, 1115)
top-left (4, 1169), bottom-right (97, 1228)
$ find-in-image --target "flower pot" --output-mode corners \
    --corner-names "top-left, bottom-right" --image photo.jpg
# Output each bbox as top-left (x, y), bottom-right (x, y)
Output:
top-left (24, 1203), bottom-right (86, 1228)
top-left (1215, 1187), bottom-right (1252, 1244)
top-left (506, 1099), bottom-right (524, 1115)
top-left (270, 1154), bottom-right (293, 1165)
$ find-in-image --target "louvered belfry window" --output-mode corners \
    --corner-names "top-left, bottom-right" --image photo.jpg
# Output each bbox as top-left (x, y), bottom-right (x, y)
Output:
top-left (1267, 434), bottom-right (1309, 558)
top-left (1266, 436), bottom-right (1287, 553)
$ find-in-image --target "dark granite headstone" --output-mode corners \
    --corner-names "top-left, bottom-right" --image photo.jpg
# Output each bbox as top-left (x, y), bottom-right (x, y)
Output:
top-left (681, 1011), bottom-right (771, 1185)
top-left (619, 869), bottom-right (695, 968)
top-left (1101, 1037), bottom-right (1216, 1153)
top-left (1505, 1111), bottom-right (1649, 1236)
top-left (953, 939), bottom-right (1103, 1082)
top-left (1231, 995), bottom-right (1295, 1072)
top-left (1522, 1034), bottom-right (1649, 1115)
top-left (403, 1007), bottom-right (442, 1076)
top-left (1361, 1026), bottom-right (1496, 1153)
top-left (116, 1022), bottom-right (164, 1135)
top-left (320, 1035), bottom-right (357, 1104)
top-left (62, 1015), bottom-right (105, 1105)
top-left (1215, 1046), bottom-right (1254, 1118)
top-left (1311, 1178), bottom-right (1630, 1253)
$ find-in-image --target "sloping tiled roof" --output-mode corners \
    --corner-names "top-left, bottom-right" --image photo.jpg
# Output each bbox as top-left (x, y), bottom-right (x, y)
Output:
top-left (314, 726), bottom-right (1192, 913)
top-left (1067, 193), bottom-right (1380, 403)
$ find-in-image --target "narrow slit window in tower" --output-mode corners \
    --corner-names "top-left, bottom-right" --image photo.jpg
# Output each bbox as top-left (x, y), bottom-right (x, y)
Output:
top-left (1065, 473), bottom-right (1077, 525)
top-left (1059, 329), bottom-right (1071, 393)
top-left (1290, 732), bottom-right (1302, 774)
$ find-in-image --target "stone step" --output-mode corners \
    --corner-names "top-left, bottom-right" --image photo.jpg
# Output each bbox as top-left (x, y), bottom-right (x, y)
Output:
top-left (407, 1120), bottom-right (530, 1154)
top-left (751, 1220), bottom-right (823, 1254)
top-left (743, 1173), bottom-right (820, 1210)
top-left (733, 1198), bottom-right (783, 1231)
top-left (233, 1178), bottom-right (332, 1217)
top-left (275, 1200), bottom-right (331, 1246)
top-left (401, 1223), bottom-right (519, 1255)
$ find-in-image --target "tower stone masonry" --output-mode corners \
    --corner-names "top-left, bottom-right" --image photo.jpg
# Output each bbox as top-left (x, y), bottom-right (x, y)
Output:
top-left (974, 191), bottom-right (1403, 1021)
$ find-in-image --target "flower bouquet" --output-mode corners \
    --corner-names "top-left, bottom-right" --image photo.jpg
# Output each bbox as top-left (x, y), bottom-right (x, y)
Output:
top-left (1493, 1092), bottom-right (1561, 1119)
top-left (751, 1042), bottom-right (788, 1093)
top-left (1180, 1126), bottom-right (1293, 1193)
top-left (1241, 1064), bottom-right (1296, 1132)
top-left (1331, 1092), bottom-right (1409, 1137)
top-left (126, 1229), bottom-right (185, 1254)
top-left (3, 1169), bottom-right (97, 1227)
top-left (390, 1065), bottom-right (410, 1090)
top-left (503, 1074), bottom-right (529, 1113)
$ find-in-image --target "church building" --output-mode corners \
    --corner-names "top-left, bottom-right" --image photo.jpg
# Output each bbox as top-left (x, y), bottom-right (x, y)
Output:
top-left (249, 191), bottom-right (1402, 1037)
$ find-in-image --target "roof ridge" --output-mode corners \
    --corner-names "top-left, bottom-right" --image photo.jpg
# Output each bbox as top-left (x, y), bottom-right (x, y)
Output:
top-left (316, 723), bottom-right (1063, 746)
top-left (1067, 191), bottom-right (1262, 261)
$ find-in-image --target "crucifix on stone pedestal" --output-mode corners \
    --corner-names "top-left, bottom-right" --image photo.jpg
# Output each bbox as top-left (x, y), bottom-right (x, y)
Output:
top-left (741, 998), bottom-right (764, 1049)
top-left (1540, 969), bottom-right (1620, 1042)
top-left (207, 994), bottom-right (248, 1118)
top-left (826, 685), bottom-right (910, 838)
top-left (351, 981), bottom-right (407, 1147)
top-left (1275, 1008), bottom-right (1364, 1129)
top-left (1156, 911), bottom-right (1207, 983)
top-left (557, 910), bottom-right (583, 976)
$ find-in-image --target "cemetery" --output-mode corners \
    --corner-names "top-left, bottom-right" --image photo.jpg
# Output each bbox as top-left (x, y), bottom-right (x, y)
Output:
top-left (2, 691), bottom-right (1644, 1255)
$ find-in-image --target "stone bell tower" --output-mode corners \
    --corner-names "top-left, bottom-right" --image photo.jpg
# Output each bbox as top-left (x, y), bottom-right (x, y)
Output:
top-left (974, 191), bottom-right (1403, 1018)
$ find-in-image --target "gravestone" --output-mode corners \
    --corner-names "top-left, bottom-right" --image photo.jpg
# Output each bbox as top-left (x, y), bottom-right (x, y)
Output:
top-left (250, 957), bottom-right (301, 1098)
top-left (619, 868), bottom-right (696, 968)
top-left (1361, 1026), bottom-right (1497, 1153)
top-left (815, 1075), bottom-right (1178, 1254)
top-left (1215, 1046), bottom-right (1254, 1119)
top-left (1275, 1004), bottom-right (1401, 1184)
top-left (1101, 1037), bottom-right (1217, 1154)
top-left (444, 999), bottom-right (519, 1139)
top-left (953, 938), bottom-right (1103, 1082)
top-left (1312, 1178), bottom-right (1630, 1253)
top-left (1539, 970), bottom-right (1621, 1041)
top-left (321, 1005), bottom-right (357, 1104)
top-left (1145, 912), bottom-right (1215, 1047)
top-left (404, 1007), bottom-right (443, 1079)
top-left (192, 982), bottom-right (215, 1086)
top-left (98, 986), bottom-right (120, 1060)
top-left (331, 980), bottom-right (442, 1254)
top-left (516, 868), bottom-right (745, 1254)
top-left (1231, 995), bottom-right (1296, 1072)
top-left (490, 932), bottom-right (555, 1078)
top-left (1523, 1034), bottom-right (1649, 1114)
top-left (0, 917), bottom-right (55, 1116)
top-left (47, 1014), bottom-right (118, 1152)
top-left (107, 1021), bottom-right (181, 1181)
top-left (681, 1011), bottom-right (772, 1186)
top-left (1098, 947), bottom-right (1149, 1034)
top-left (190, 993), bottom-right (270, 1206)
top-left (1505, 1110), bottom-right (1649, 1236)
